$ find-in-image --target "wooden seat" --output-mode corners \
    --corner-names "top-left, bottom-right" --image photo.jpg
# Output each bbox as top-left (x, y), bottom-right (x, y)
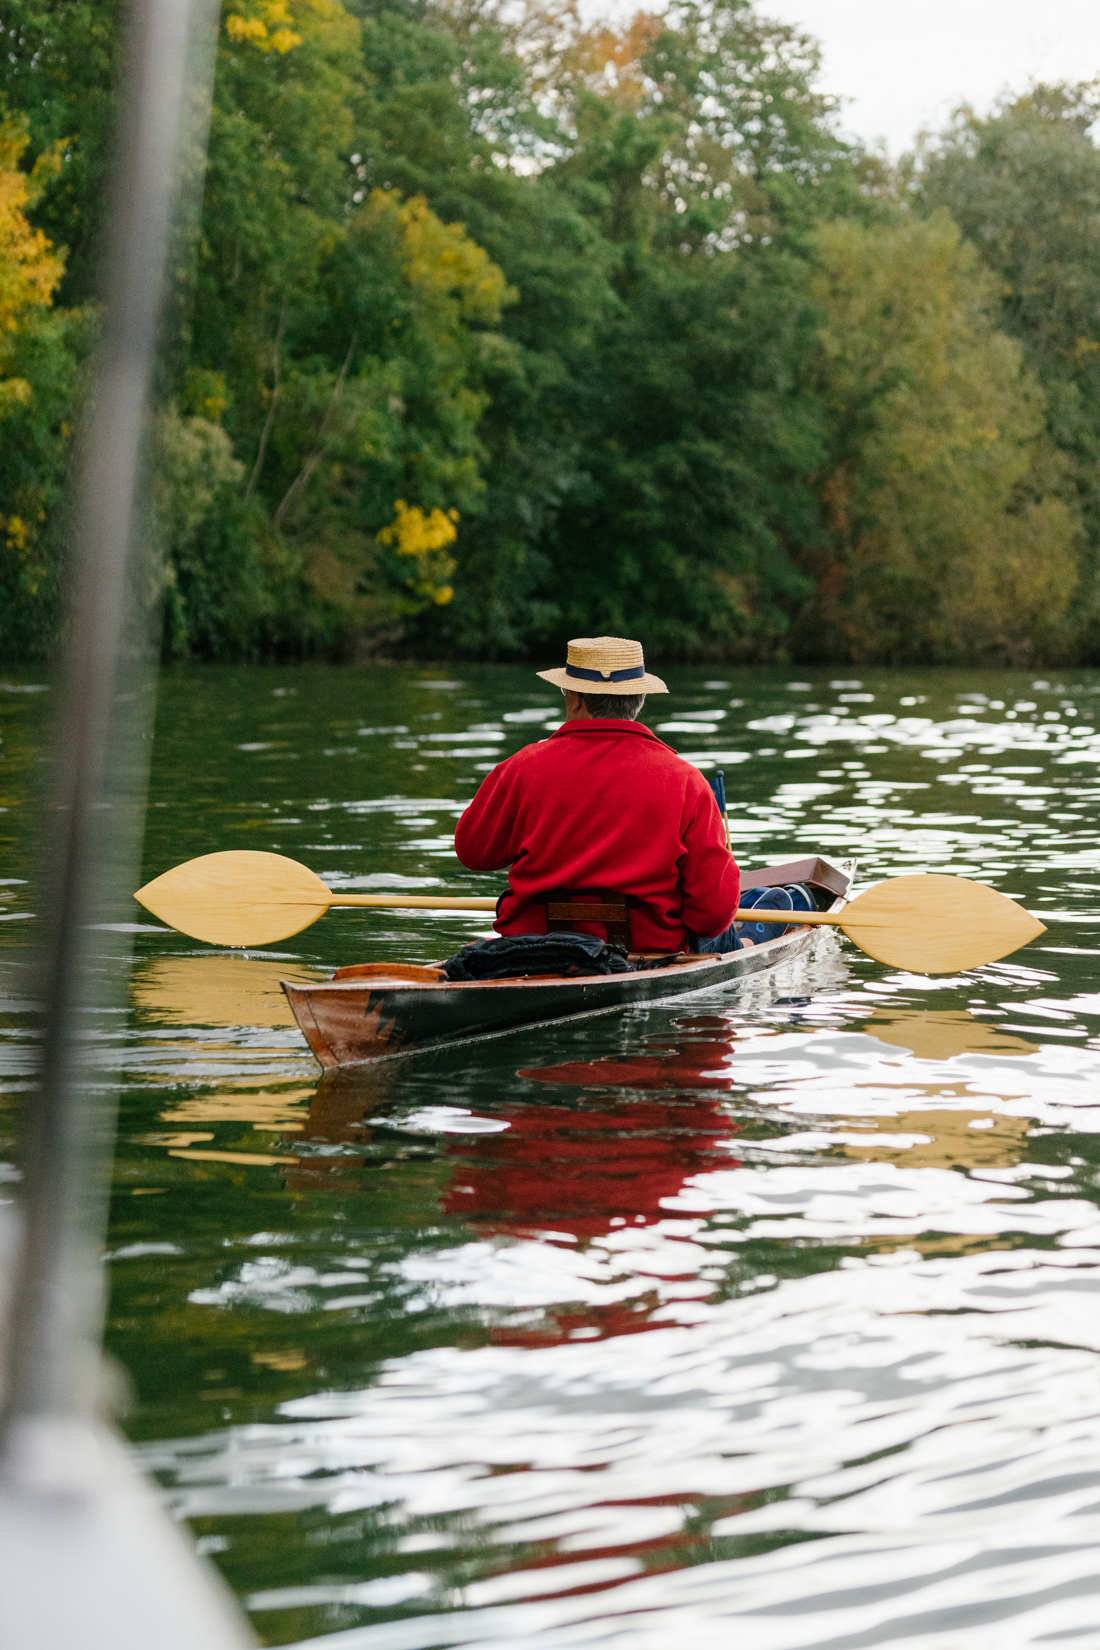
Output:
top-left (539, 888), bottom-right (634, 949)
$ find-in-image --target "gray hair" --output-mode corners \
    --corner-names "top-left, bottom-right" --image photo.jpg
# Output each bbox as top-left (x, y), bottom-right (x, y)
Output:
top-left (577, 691), bottom-right (646, 720)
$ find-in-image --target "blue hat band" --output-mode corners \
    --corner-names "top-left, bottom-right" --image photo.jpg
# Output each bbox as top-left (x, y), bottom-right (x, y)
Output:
top-left (565, 663), bottom-right (645, 683)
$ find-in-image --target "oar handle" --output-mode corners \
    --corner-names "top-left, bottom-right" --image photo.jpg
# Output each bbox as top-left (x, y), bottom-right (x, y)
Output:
top-left (734, 908), bottom-right (842, 926)
top-left (329, 894), bottom-right (498, 911)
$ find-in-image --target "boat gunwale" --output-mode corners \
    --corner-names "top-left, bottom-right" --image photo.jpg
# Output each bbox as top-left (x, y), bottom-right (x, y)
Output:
top-left (313, 953), bottom-right (724, 993)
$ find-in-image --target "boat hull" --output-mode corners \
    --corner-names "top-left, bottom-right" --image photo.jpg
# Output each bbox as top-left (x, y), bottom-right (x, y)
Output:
top-left (283, 856), bottom-right (853, 1068)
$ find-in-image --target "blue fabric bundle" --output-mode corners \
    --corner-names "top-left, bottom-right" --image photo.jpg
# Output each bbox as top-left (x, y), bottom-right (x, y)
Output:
top-left (737, 882), bottom-right (816, 941)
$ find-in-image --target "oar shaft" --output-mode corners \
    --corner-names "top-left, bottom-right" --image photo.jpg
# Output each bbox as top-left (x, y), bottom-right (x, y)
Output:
top-left (326, 894), bottom-right (842, 923)
top-left (735, 908), bottom-right (842, 926)
top-left (329, 894), bottom-right (498, 911)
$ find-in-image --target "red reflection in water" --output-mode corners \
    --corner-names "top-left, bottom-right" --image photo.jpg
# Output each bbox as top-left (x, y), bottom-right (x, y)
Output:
top-left (447, 1024), bottom-right (743, 1243)
top-left (442, 1091), bottom-right (740, 1347)
top-left (290, 1025), bottom-right (745, 1345)
top-left (442, 1095), bottom-right (738, 1241)
top-left (440, 1030), bottom-right (743, 1346)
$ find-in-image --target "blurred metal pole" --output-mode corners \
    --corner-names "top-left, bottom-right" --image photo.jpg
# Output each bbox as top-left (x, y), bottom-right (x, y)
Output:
top-left (0, 0), bottom-right (250, 1641)
top-left (2, 0), bottom-right (217, 1463)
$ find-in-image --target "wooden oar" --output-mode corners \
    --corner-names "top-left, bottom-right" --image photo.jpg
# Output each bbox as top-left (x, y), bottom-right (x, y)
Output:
top-left (135, 851), bottom-right (1047, 973)
top-left (740, 873), bottom-right (1045, 971)
top-left (135, 851), bottom-right (496, 946)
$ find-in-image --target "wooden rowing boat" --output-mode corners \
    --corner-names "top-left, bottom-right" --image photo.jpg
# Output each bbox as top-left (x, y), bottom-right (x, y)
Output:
top-left (281, 856), bottom-right (855, 1068)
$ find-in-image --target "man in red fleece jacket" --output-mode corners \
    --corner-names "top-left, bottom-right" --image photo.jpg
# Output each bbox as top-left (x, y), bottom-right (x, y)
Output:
top-left (454, 636), bottom-right (742, 954)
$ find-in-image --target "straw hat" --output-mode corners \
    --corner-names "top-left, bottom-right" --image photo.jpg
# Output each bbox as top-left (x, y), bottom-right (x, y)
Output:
top-left (536, 636), bottom-right (668, 695)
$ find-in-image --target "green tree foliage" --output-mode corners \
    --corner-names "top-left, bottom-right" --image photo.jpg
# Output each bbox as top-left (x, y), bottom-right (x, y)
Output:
top-left (535, 240), bottom-right (821, 657)
top-left (176, 0), bottom-right (517, 653)
top-left (0, 0), bottom-right (1089, 663)
top-left (344, 0), bottom-right (622, 653)
top-left (915, 85), bottom-right (1100, 650)
top-left (402, 0), bottom-right (860, 657)
top-left (796, 212), bottom-right (1079, 663)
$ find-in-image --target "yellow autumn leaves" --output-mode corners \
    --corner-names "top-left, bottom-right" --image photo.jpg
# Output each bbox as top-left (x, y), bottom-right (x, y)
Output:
top-left (0, 123), bottom-right (64, 413)
top-left (392, 194), bottom-right (512, 325)
top-left (226, 1), bottom-right (302, 55)
top-left (224, 0), bottom-right (356, 56)
top-left (0, 121), bottom-right (65, 560)
top-left (359, 191), bottom-right (513, 609)
top-left (377, 501), bottom-right (459, 606)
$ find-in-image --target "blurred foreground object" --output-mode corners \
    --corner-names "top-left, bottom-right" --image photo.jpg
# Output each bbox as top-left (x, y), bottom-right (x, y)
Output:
top-left (0, 0), bottom-right (250, 1643)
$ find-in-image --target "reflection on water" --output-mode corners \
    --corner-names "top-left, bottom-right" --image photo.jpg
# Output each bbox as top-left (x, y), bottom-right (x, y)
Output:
top-left (5, 662), bottom-right (1100, 1647)
top-left (863, 1006), bottom-right (1039, 1060)
top-left (131, 954), bottom-right (326, 1029)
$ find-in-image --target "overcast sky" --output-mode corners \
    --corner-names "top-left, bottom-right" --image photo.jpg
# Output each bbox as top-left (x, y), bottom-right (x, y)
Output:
top-left (757, 0), bottom-right (1100, 155)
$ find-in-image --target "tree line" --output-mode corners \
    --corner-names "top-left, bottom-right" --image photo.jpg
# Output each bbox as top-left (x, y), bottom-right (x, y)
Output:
top-left (1, 0), bottom-right (1099, 665)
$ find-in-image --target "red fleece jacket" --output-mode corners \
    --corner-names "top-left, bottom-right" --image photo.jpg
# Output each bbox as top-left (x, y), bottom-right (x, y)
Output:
top-left (454, 719), bottom-right (740, 951)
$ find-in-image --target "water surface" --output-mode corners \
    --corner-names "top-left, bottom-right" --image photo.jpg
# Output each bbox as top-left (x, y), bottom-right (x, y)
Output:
top-left (4, 663), bottom-right (1100, 1648)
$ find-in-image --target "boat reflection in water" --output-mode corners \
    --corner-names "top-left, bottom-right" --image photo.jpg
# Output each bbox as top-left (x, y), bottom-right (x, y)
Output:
top-left (264, 1001), bottom-right (1039, 1345)
top-left (283, 1040), bottom-right (743, 1345)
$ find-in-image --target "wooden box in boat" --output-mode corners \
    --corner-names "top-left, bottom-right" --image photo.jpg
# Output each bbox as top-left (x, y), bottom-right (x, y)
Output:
top-left (282, 857), bottom-right (854, 1068)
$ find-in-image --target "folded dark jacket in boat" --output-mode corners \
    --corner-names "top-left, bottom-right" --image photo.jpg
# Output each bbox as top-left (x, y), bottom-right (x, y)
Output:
top-left (443, 932), bottom-right (636, 981)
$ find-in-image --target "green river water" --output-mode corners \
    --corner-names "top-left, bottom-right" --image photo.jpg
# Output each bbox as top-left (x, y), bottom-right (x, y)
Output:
top-left (5, 662), bottom-right (1100, 1649)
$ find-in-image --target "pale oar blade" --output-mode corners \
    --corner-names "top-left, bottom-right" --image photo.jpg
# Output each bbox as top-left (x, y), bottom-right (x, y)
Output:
top-left (841, 873), bottom-right (1046, 974)
top-left (135, 850), bottom-right (332, 946)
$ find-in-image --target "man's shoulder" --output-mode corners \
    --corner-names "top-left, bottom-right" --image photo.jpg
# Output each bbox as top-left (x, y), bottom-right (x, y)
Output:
top-left (507, 734), bottom-right (557, 764)
top-left (626, 728), bottom-right (709, 777)
top-left (481, 736), bottom-right (557, 780)
top-left (592, 728), bottom-right (716, 802)
top-left (629, 737), bottom-right (718, 809)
